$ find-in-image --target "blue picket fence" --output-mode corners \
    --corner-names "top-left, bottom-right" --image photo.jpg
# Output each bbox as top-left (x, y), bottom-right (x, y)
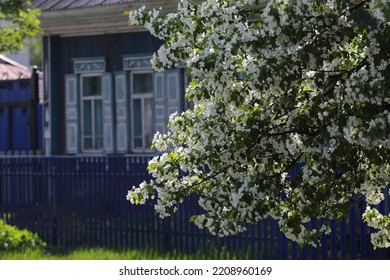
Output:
top-left (0, 156), bottom-right (389, 259)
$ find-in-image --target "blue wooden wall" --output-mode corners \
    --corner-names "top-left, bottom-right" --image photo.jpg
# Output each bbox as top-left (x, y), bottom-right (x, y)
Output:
top-left (0, 80), bottom-right (43, 152)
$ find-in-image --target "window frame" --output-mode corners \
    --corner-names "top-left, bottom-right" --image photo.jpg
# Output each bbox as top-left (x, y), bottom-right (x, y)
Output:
top-left (130, 70), bottom-right (155, 153)
top-left (80, 73), bottom-right (104, 153)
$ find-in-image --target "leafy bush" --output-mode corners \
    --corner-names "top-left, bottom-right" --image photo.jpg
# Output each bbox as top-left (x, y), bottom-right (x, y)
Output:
top-left (0, 219), bottom-right (45, 253)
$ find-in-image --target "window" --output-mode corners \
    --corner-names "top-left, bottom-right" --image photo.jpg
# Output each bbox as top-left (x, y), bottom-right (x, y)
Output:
top-left (81, 75), bottom-right (103, 151)
top-left (131, 72), bottom-right (154, 152)
top-left (115, 56), bottom-right (182, 154)
top-left (65, 57), bottom-right (113, 155)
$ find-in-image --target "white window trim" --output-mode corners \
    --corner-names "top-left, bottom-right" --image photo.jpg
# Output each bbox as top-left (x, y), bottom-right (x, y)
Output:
top-left (130, 70), bottom-right (155, 153)
top-left (80, 73), bottom-right (104, 153)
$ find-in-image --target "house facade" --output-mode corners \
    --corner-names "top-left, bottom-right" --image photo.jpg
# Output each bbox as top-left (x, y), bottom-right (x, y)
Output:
top-left (31, 0), bottom-right (187, 155)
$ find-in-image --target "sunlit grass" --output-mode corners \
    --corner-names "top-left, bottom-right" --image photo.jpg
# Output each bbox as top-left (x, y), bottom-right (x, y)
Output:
top-left (0, 247), bottom-right (249, 260)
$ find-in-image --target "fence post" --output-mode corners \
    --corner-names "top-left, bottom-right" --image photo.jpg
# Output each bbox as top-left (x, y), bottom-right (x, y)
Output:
top-left (49, 160), bottom-right (57, 246)
top-left (350, 205), bottom-right (357, 259)
top-left (164, 216), bottom-right (172, 253)
top-left (29, 67), bottom-right (39, 154)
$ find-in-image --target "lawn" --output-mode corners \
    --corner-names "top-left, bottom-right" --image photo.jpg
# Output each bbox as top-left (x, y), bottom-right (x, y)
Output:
top-left (0, 247), bottom-right (247, 260)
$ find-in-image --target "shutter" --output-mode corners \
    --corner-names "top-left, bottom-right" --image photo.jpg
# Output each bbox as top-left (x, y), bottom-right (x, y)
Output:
top-left (102, 72), bottom-right (114, 153)
top-left (65, 74), bottom-right (79, 154)
top-left (165, 68), bottom-right (182, 124)
top-left (115, 72), bottom-right (129, 153)
top-left (154, 68), bottom-right (182, 135)
top-left (154, 72), bottom-right (166, 134)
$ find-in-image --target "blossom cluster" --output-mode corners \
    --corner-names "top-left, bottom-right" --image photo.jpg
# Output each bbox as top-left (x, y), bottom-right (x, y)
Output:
top-left (363, 207), bottom-right (390, 248)
top-left (127, 0), bottom-right (390, 247)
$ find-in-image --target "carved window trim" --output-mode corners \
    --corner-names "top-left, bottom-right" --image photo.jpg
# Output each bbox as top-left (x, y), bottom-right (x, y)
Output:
top-left (73, 57), bottom-right (106, 74)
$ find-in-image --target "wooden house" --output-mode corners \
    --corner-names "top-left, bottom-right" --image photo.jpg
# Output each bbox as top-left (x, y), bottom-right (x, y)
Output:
top-left (31, 0), bottom-right (187, 155)
top-left (0, 55), bottom-right (43, 154)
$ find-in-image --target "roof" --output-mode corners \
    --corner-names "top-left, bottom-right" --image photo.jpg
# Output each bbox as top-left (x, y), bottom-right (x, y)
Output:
top-left (0, 55), bottom-right (31, 81)
top-left (30, 0), bottom-right (180, 36)
top-left (30, 0), bottom-right (146, 11)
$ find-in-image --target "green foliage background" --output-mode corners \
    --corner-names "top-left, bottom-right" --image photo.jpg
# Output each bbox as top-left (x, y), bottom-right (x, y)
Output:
top-left (0, 0), bottom-right (41, 54)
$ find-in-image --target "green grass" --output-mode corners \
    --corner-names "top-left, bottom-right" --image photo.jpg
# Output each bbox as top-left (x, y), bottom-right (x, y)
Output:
top-left (0, 247), bottom-right (249, 260)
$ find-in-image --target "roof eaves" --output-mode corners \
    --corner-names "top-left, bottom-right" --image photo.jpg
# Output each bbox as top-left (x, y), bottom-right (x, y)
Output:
top-left (31, 0), bottom-right (149, 11)
top-left (0, 54), bottom-right (29, 71)
top-left (0, 55), bottom-right (31, 80)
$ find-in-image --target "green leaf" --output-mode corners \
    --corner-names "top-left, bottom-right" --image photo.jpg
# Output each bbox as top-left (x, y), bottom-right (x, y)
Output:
top-left (190, 215), bottom-right (198, 222)
top-left (231, 44), bottom-right (239, 55)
